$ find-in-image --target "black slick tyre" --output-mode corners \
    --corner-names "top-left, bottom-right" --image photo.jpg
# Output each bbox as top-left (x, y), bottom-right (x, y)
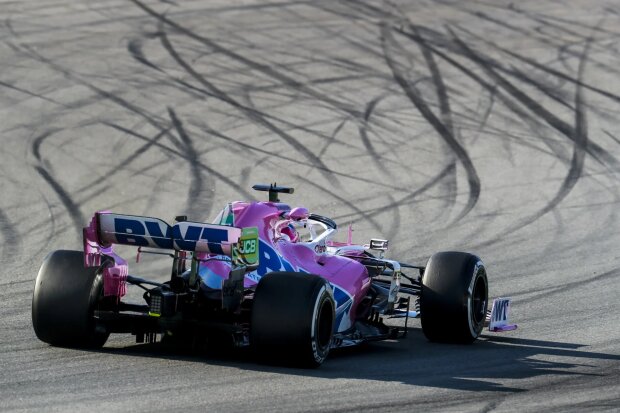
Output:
top-left (251, 272), bottom-right (335, 367)
top-left (32, 250), bottom-right (109, 348)
top-left (420, 251), bottom-right (488, 343)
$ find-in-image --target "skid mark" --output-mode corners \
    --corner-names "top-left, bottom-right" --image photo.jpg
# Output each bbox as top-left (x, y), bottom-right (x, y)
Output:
top-left (293, 174), bottom-right (383, 232)
top-left (191, 119), bottom-right (411, 191)
top-left (530, 41), bottom-right (590, 218)
top-left (127, 37), bottom-right (163, 72)
top-left (0, 79), bottom-right (63, 106)
top-left (501, 46), bottom-right (620, 105)
top-left (450, 24), bottom-right (620, 123)
top-left (29, 129), bottom-right (85, 235)
top-left (474, 41), bottom-right (592, 245)
top-left (394, 26), bottom-right (618, 169)
top-left (383, 194), bottom-right (401, 242)
top-left (358, 95), bottom-right (392, 175)
top-left (603, 130), bottom-right (620, 146)
top-left (31, 129), bottom-right (60, 164)
top-left (31, 190), bottom-right (58, 258)
top-left (157, 27), bottom-right (341, 187)
top-left (6, 45), bottom-right (250, 214)
top-left (415, 26), bottom-right (459, 216)
top-left (168, 107), bottom-right (213, 220)
top-left (105, 122), bottom-right (254, 200)
top-left (462, 7), bottom-right (618, 74)
top-left (331, 163), bottom-right (456, 222)
top-left (517, 267), bottom-right (619, 305)
top-left (75, 127), bottom-right (171, 196)
top-left (408, 36), bottom-right (568, 163)
top-left (14, 42), bottom-right (180, 153)
top-left (130, 0), bottom-right (364, 119)
top-left (319, 119), bottom-right (347, 159)
top-left (382, 25), bottom-right (480, 221)
top-left (0, 208), bottom-right (21, 263)
top-left (446, 27), bottom-right (619, 171)
top-left (34, 166), bottom-right (84, 234)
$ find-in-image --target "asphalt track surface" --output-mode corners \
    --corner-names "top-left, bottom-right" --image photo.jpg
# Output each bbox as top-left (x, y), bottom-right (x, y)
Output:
top-left (1, 0), bottom-right (620, 411)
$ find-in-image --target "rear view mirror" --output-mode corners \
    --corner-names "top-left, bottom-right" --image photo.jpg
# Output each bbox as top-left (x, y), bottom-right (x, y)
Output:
top-left (369, 239), bottom-right (389, 251)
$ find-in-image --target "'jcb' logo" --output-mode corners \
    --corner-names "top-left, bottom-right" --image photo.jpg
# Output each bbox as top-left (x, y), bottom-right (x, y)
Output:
top-left (239, 239), bottom-right (257, 254)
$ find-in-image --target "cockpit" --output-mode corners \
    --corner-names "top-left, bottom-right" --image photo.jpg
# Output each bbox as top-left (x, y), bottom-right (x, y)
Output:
top-left (211, 184), bottom-right (339, 247)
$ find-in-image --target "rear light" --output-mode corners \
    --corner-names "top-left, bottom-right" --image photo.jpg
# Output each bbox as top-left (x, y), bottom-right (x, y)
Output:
top-left (149, 291), bottom-right (177, 317)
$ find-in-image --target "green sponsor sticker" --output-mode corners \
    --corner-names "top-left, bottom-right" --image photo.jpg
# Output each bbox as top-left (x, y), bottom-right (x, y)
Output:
top-left (233, 226), bottom-right (259, 266)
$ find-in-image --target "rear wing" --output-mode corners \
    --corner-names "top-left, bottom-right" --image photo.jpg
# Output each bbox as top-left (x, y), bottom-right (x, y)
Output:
top-left (83, 212), bottom-right (258, 267)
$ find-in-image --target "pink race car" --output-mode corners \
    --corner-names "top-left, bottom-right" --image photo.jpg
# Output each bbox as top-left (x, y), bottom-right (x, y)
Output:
top-left (32, 184), bottom-right (515, 367)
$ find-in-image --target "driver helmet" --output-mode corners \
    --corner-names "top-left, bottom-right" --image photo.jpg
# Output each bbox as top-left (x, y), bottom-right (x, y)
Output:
top-left (280, 223), bottom-right (299, 242)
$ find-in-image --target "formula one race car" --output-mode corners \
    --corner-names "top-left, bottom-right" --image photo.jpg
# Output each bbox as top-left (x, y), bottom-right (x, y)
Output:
top-left (32, 184), bottom-right (516, 367)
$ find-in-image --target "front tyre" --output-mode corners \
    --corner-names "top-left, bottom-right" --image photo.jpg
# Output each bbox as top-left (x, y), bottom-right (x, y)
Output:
top-left (420, 252), bottom-right (488, 343)
top-left (32, 250), bottom-right (109, 348)
top-left (251, 272), bottom-right (335, 367)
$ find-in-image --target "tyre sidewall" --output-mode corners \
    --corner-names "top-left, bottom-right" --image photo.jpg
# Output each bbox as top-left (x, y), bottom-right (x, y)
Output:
top-left (466, 259), bottom-right (488, 339)
top-left (309, 283), bottom-right (335, 365)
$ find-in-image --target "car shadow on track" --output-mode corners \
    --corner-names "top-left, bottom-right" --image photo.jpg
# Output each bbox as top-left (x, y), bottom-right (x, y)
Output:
top-left (82, 326), bottom-right (620, 393)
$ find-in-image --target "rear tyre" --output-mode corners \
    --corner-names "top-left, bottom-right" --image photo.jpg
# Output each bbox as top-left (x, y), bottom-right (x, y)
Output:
top-left (420, 252), bottom-right (488, 343)
top-left (251, 272), bottom-right (335, 367)
top-left (32, 250), bottom-right (109, 348)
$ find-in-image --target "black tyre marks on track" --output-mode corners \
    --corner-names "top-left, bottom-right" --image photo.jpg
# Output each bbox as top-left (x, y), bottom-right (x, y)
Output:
top-left (190, 118), bottom-right (410, 191)
top-left (415, 27), bottom-right (459, 217)
top-left (128, 38), bottom-right (163, 73)
top-left (0, 80), bottom-right (63, 107)
top-left (73, 126), bottom-right (172, 196)
top-left (31, 130), bottom-right (85, 235)
top-left (500, 46), bottom-right (620, 106)
top-left (168, 107), bottom-right (213, 220)
top-left (603, 130), bottom-right (620, 146)
top-left (446, 27), bottom-right (617, 171)
top-left (396, 27), bottom-right (575, 166)
top-left (448, 30), bottom-right (591, 223)
top-left (514, 267), bottom-right (619, 306)
top-left (358, 95), bottom-right (392, 175)
top-left (394, 24), bottom-right (619, 174)
top-left (319, 119), bottom-right (347, 160)
top-left (12, 39), bottom-right (257, 208)
top-left (16, 42), bottom-right (181, 150)
top-left (535, 41), bottom-right (590, 218)
top-left (104, 122), bottom-right (254, 200)
top-left (126, 34), bottom-right (222, 102)
top-left (293, 174), bottom-right (383, 233)
top-left (382, 24), bottom-right (480, 222)
top-left (0, 208), bottom-right (20, 264)
top-left (383, 193), bottom-right (401, 242)
top-left (451, 24), bottom-right (619, 124)
top-left (157, 26), bottom-right (341, 187)
top-left (331, 162), bottom-right (456, 223)
top-left (34, 166), bottom-right (85, 235)
top-left (440, 7), bottom-right (620, 105)
top-left (395, 23), bottom-right (618, 240)
top-left (130, 0), bottom-right (363, 119)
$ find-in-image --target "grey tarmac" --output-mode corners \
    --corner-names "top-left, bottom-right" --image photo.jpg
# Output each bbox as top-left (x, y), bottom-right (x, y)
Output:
top-left (0, 0), bottom-right (619, 411)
